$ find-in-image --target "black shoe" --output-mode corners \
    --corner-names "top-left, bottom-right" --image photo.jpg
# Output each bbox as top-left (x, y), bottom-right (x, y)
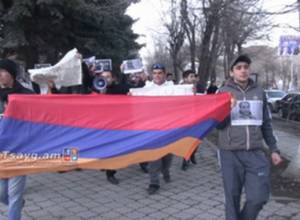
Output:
top-left (163, 174), bottom-right (171, 183)
top-left (57, 171), bottom-right (68, 174)
top-left (190, 154), bottom-right (197, 164)
top-left (181, 160), bottom-right (189, 171)
top-left (147, 184), bottom-right (160, 195)
top-left (139, 163), bottom-right (148, 173)
top-left (107, 176), bottom-right (119, 185)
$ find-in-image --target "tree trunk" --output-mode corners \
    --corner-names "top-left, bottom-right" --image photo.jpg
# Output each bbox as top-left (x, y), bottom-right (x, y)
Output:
top-left (237, 43), bottom-right (242, 55)
top-left (180, 0), bottom-right (196, 72)
top-left (172, 53), bottom-right (179, 82)
top-left (223, 42), bottom-right (235, 79)
top-left (197, 11), bottom-right (216, 88)
top-left (207, 22), bottom-right (220, 83)
top-left (190, 34), bottom-right (196, 72)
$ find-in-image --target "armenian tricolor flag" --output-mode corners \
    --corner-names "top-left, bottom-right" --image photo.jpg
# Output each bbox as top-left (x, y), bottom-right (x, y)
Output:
top-left (0, 93), bottom-right (230, 178)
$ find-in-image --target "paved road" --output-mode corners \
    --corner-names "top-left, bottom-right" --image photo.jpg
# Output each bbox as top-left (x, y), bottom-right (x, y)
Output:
top-left (272, 117), bottom-right (300, 160)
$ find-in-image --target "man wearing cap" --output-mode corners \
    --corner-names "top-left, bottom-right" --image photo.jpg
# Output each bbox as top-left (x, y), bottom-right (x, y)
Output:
top-left (0, 59), bottom-right (34, 220)
top-left (217, 55), bottom-right (282, 220)
top-left (146, 63), bottom-right (174, 195)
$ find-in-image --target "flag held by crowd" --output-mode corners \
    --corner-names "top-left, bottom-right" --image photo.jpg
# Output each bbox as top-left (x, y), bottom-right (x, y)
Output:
top-left (0, 93), bottom-right (230, 178)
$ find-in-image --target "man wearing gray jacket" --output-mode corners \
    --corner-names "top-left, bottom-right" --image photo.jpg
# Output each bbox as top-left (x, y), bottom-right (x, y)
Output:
top-left (217, 54), bottom-right (282, 220)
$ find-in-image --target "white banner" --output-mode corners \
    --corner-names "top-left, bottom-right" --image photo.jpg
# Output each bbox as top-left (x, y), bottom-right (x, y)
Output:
top-left (130, 84), bottom-right (194, 96)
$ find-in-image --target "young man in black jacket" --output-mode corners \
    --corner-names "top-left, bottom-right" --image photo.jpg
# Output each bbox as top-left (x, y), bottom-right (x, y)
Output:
top-left (96, 70), bottom-right (129, 185)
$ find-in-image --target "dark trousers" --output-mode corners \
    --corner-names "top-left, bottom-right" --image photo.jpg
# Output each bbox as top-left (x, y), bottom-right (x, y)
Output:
top-left (149, 154), bottom-right (173, 185)
top-left (219, 149), bottom-right (270, 220)
top-left (106, 170), bottom-right (116, 177)
top-left (182, 147), bottom-right (197, 163)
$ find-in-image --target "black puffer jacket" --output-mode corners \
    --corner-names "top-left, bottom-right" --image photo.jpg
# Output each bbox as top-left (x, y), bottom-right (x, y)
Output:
top-left (0, 81), bottom-right (34, 113)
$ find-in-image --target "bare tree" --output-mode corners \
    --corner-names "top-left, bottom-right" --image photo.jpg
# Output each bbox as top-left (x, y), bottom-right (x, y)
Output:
top-left (165, 0), bottom-right (185, 81)
top-left (221, 0), bottom-right (271, 78)
top-left (145, 35), bottom-right (191, 79)
top-left (144, 38), bottom-right (171, 72)
top-left (196, 0), bottom-right (223, 87)
top-left (180, 0), bottom-right (200, 72)
top-left (244, 45), bottom-right (280, 88)
top-left (146, 0), bottom-right (274, 84)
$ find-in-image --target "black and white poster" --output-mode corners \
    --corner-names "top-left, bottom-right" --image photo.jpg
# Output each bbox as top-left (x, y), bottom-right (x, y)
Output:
top-left (122, 58), bottom-right (143, 74)
top-left (231, 100), bottom-right (263, 126)
top-left (94, 59), bottom-right (112, 73)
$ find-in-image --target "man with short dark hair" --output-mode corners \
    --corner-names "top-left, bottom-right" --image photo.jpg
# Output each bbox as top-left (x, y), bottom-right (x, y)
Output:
top-left (98, 70), bottom-right (129, 95)
top-left (217, 54), bottom-right (282, 220)
top-left (182, 69), bottom-right (197, 85)
top-left (0, 59), bottom-right (34, 220)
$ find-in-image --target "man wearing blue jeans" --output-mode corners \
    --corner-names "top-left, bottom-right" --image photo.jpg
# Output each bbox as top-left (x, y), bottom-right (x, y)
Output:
top-left (0, 177), bottom-right (26, 220)
top-left (0, 59), bottom-right (34, 220)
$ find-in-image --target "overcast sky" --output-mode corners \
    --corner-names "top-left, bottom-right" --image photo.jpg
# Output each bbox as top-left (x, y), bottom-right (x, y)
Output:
top-left (126, 0), bottom-right (299, 59)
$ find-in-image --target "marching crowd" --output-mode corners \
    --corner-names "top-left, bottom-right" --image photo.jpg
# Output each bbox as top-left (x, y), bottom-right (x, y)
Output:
top-left (0, 54), bottom-right (282, 220)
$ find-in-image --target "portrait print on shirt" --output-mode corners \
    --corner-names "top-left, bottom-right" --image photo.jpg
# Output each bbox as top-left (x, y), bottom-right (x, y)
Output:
top-left (231, 100), bottom-right (263, 126)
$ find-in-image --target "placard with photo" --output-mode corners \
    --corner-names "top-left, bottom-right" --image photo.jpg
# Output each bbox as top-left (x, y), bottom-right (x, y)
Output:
top-left (94, 59), bottom-right (112, 73)
top-left (231, 100), bottom-right (263, 126)
top-left (122, 58), bottom-right (143, 74)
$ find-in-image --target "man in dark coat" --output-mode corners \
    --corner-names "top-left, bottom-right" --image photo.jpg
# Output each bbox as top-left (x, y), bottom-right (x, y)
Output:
top-left (95, 70), bottom-right (129, 185)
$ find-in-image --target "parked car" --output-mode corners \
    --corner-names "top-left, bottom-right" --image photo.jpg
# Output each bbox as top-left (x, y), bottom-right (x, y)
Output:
top-left (265, 90), bottom-right (286, 112)
top-left (276, 92), bottom-right (300, 120)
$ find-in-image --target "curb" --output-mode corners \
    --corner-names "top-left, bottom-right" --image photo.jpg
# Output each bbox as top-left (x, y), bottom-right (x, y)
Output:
top-left (273, 114), bottom-right (300, 126)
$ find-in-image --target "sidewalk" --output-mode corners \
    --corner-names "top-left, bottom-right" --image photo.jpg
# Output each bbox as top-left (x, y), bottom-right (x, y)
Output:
top-left (0, 142), bottom-right (299, 220)
top-left (274, 129), bottom-right (300, 160)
